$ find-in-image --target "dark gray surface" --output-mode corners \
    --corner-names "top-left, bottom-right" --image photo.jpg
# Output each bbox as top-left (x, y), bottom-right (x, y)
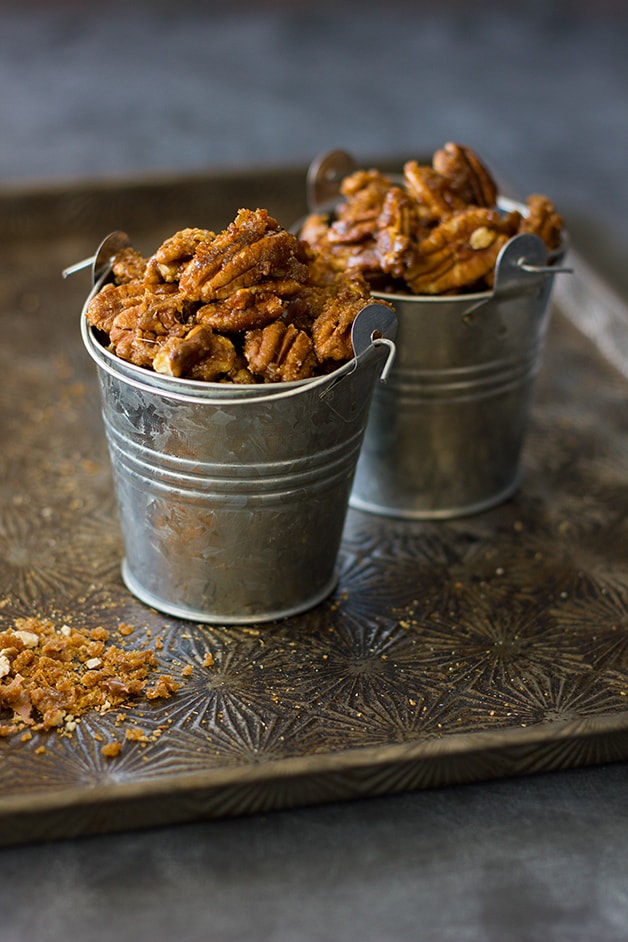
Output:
top-left (2, 766), bottom-right (628, 942)
top-left (1, 2), bottom-right (627, 940)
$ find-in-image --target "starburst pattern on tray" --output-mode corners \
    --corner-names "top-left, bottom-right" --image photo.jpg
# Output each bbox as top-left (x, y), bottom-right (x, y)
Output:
top-left (413, 595), bottom-right (594, 688)
top-left (0, 503), bottom-right (85, 604)
top-left (496, 670), bottom-right (627, 727)
top-left (548, 585), bottom-right (628, 672)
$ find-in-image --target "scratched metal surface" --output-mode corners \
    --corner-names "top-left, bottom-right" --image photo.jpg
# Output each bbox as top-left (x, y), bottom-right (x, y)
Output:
top-left (0, 165), bottom-right (627, 846)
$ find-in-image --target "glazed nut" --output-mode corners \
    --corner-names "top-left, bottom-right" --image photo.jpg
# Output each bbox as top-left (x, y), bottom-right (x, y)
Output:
top-left (244, 321), bottom-right (316, 382)
top-left (520, 194), bottom-right (564, 251)
top-left (432, 141), bottom-right (498, 207)
top-left (406, 208), bottom-right (512, 294)
top-left (153, 324), bottom-right (236, 380)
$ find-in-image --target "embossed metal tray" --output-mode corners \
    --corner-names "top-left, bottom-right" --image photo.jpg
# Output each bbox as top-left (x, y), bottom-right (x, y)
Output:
top-left (1, 164), bottom-right (627, 846)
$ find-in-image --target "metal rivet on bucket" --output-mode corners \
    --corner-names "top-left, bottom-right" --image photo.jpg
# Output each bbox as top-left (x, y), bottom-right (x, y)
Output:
top-left (78, 248), bottom-right (397, 623)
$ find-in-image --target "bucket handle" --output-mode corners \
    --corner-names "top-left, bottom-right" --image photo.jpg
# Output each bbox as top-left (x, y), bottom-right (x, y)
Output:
top-left (306, 149), bottom-right (357, 213)
top-left (316, 303), bottom-right (398, 421)
top-left (63, 230), bottom-right (132, 284)
top-left (461, 233), bottom-right (573, 322)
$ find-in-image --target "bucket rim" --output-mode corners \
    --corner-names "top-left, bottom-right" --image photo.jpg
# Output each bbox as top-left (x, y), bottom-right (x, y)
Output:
top-left (80, 295), bottom-right (395, 406)
top-left (81, 313), bottom-right (359, 403)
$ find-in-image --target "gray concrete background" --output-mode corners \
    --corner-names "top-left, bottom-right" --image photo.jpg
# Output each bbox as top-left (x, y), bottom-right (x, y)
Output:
top-left (2, 0), bottom-right (627, 250)
top-left (1, 2), bottom-right (628, 941)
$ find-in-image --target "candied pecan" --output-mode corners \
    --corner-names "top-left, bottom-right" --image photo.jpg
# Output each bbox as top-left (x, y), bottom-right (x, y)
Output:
top-left (407, 207), bottom-right (519, 294)
top-left (328, 218), bottom-right (377, 246)
top-left (305, 232), bottom-right (378, 280)
top-left (105, 285), bottom-right (192, 368)
top-left (182, 230), bottom-right (309, 303)
top-left (519, 194), bottom-right (564, 252)
top-left (244, 321), bottom-right (317, 382)
top-left (300, 204), bottom-right (387, 282)
top-left (403, 161), bottom-right (468, 225)
top-left (329, 169), bottom-right (392, 244)
top-left (145, 227), bottom-right (215, 283)
top-left (134, 284), bottom-right (193, 335)
top-left (204, 231), bottom-right (309, 301)
top-left (299, 213), bottom-right (335, 258)
top-left (112, 284), bottom-right (182, 332)
top-left (108, 327), bottom-right (163, 370)
top-left (228, 360), bottom-right (257, 385)
top-left (153, 324), bottom-right (236, 381)
top-left (85, 281), bottom-right (144, 335)
top-left (374, 186), bottom-right (424, 279)
top-left (112, 246), bottom-right (148, 284)
top-left (179, 208), bottom-right (288, 301)
top-left (195, 280), bottom-right (302, 333)
top-left (311, 270), bottom-right (373, 363)
top-left (432, 142), bottom-right (498, 207)
top-left (340, 168), bottom-right (392, 201)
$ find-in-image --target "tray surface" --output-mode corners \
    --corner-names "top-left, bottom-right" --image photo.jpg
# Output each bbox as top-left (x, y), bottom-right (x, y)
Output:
top-left (0, 165), bottom-right (627, 845)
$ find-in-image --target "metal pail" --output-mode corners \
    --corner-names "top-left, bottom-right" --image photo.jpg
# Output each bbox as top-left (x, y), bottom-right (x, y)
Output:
top-left (350, 231), bottom-right (565, 519)
top-left (81, 301), bottom-right (396, 623)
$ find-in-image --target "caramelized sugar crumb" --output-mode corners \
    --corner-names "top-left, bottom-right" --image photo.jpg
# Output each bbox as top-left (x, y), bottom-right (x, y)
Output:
top-left (0, 616), bottom-right (181, 740)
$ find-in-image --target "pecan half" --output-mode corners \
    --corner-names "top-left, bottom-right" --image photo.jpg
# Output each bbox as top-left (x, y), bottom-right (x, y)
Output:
top-left (407, 207), bottom-right (519, 294)
top-left (180, 212), bottom-right (310, 303)
top-left (403, 161), bottom-right (468, 224)
top-left (244, 321), bottom-right (317, 382)
top-left (432, 142), bottom-right (498, 207)
top-left (329, 169), bottom-right (392, 244)
top-left (179, 209), bottom-right (283, 301)
top-left (311, 271), bottom-right (372, 363)
top-left (85, 281), bottom-right (144, 335)
top-left (153, 324), bottom-right (236, 381)
top-left (146, 228), bottom-right (216, 283)
top-left (112, 247), bottom-right (148, 284)
top-left (375, 186), bottom-right (423, 279)
top-left (519, 194), bottom-right (564, 251)
top-left (195, 277), bottom-right (307, 333)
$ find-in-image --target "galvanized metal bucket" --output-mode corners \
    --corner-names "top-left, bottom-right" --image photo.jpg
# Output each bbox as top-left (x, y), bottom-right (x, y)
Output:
top-left (302, 151), bottom-right (570, 519)
top-left (81, 292), bottom-right (396, 623)
top-left (350, 231), bottom-right (566, 518)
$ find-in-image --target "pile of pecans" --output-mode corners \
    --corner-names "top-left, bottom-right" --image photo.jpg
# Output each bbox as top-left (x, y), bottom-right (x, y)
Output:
top-left (85, 207), bottom-right (385, 383)
top-left (299, 142), bottom-right (564, 295)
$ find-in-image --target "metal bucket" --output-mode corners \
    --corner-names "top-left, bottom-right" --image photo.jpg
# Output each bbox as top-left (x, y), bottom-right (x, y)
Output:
top-left (350, 231), bottom-right (566, 519)
top-left (81, 295), bottom-right (396, 623)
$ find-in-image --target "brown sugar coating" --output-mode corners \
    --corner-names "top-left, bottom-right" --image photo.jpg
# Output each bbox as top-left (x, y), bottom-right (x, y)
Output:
top-left (300, 142), bottom-right (564, 295)
top-left (0, 616), bottom-right (181, 741)
top-left (85, 207), bottom-right (383, 382)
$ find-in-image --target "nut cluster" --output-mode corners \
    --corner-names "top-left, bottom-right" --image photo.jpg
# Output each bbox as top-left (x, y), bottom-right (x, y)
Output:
top-left (300, 143), bottom-right (564, 295)
top-left (85, 208), bottom-right (381, 382)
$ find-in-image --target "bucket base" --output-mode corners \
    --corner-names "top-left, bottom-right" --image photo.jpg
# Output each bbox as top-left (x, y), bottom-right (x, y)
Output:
top-left (121, 559), bottom-right (340, 625)
top-left (349, 476), bottom-right (520, 521)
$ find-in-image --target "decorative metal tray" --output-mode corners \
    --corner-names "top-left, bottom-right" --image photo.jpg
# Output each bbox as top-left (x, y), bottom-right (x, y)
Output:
top-left (1, 164), bottom-right (627, 846)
